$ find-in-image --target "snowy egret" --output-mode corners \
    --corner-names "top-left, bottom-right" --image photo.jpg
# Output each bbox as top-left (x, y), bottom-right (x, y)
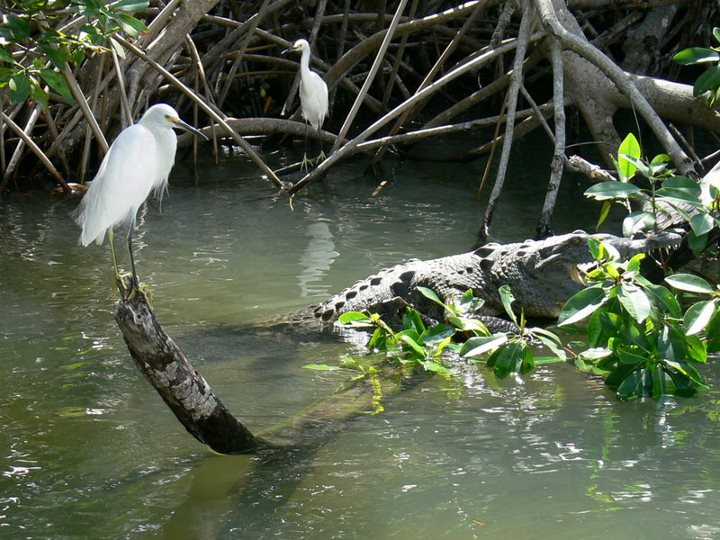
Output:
top-left (283, 38), bottom-right (329, 170)
top-left (72, 103), bottom-right (206, 295)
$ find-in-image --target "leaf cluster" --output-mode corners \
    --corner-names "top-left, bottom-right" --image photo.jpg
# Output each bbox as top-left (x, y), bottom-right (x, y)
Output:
top-left (0, 0), bottom-right (148, 107)
top-left (558, 238), bottom-right (720, 400)
top-left (673, 27), bottom-right (720, 107)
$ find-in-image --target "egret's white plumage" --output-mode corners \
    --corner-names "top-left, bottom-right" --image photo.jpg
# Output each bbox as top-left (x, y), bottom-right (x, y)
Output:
top-left (292, 39), bottom-right (328, 131)
top-left (72, 103), bottom-right (206, 287)
top-left (284, 39), bottom-right (329, 169)
top-left (73, 104), bottom-right (203, 246)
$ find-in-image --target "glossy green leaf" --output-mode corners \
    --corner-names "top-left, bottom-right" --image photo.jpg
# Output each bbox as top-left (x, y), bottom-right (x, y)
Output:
top-left (617, 133), bottom-right (641, 180)
top-left (115, 0), bottom-right (150, 11)
top-left (419, 324), bottom-right (455, 345)
top-left (673, 47), bottom-right (720, 65)
top-left (417, 286), bottom-right (443, 306)
top-left (665, 273), bottom-right (714, 294)
top-left (642, 283), bottom-right (682, 318)
top-left (619, 283), bottom-right (652, 323)
top-left (460, 334), bottom-right (509, 358)
top-left (487, 341), bottom-right (524, 377)
top-left (694, 66), bottom-right (720, 97)
top-left (9, 72), bottom-right (31, 103)
top-left (689, 213), bottom-right (715, 237)
top-left (585, 182), bottom-right (642, 200)
top-left (498, 285), bottom-right (518, 325)
top-left (684, 300), bottom-right (718, 335)
top-left (558, 286), bottom-right (607, 327)
top-left (338, 311), bottom-right (372, 325)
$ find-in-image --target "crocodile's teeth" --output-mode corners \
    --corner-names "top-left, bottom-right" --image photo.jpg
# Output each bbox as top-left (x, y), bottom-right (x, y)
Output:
top-left (572, 264), bottom-right (592, 285)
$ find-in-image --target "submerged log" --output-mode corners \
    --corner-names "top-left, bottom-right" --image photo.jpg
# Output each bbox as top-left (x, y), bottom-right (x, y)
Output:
top-left (113, 276), bottom-right (410, 454)
top-left (114, 278), bottom-right (260, 454)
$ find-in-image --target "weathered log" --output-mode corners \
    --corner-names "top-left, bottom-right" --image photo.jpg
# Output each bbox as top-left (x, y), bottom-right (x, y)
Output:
top-left (114, 281), bottom-right (260, 454)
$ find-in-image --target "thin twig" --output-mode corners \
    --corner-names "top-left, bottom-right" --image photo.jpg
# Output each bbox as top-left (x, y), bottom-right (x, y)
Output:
top-left (332, 0), bottom-right (408, 152)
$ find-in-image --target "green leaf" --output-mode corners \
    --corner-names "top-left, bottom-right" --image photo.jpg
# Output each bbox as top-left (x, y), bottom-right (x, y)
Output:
top-left (535, 333), bottom-right (567, 361)
top-left (578, 347), bottom-right (612, 362)
top-left (684, 300), bottom-right (718, 335)
top-left (689, 213), bottom-right (715, 237)
top-left (498, 285), bottom-right (518, 325)
top-left (460, 334), bottom-right (509, 358)
top-left (115, 0), bottom-right (150, 11)
top-left (617, 133), bottom-right (641, 180)
top-left (39, 68), bottom-right (74, 103)
top-left (665, 273), bottom-right (714, 294)
top-left (622, 211), bottom-right (655, 237)
top-left (616, 347), bottom-right (646, 366)
top-left (673, 47), bottom-right (720, 65)
top-left (402, 308), bottom-right (425, 334)
top-left (9, 72), bottom-right (31, 103)
top-left (585, 182), bottom-right (642, 200)
top-left (416, 286), bottom-right (444, 306)
top-left (596, 200), bottom-right (612, 229)
top-left (558, 286), bottom-right (607, 327)
top-left (303, 363), bottom-right (341, 371)
top-left (487, 341), bottom-right (524, 377)
top-left (694, 66), bottom-right (720, 97)
top-left (616, 368), bottom-right (648, 400)
top-left (338, 311), bottom-right (372, 325)
top-left (0, 47), bottom-right (14, 64)
top-left (116, 13), bottom-right (148, 37)
top-left (655, 187), bottom-right (704, 206)
top-left (641, 283), bottom-right (682, 318)
top-left (398, 333), bottom-right (427, 358)
top-left (418, 324), bottom-right (455, 345)
top-left (618, 283), bottom-right (652, 324)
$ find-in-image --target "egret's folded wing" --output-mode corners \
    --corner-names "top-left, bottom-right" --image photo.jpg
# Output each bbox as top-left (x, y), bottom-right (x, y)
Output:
top-left (73, 125), bottom-right (158, 246)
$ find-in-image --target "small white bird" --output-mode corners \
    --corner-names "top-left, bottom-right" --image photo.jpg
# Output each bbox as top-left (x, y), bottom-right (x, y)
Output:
top-left (283, 38), bottom-right (329, 170)
top-left (73, 103), bottom-right (206, 291)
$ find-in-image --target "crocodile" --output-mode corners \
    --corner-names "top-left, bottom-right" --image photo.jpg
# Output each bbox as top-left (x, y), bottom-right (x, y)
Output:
top-left (308, 230), bottom-right (682, 329)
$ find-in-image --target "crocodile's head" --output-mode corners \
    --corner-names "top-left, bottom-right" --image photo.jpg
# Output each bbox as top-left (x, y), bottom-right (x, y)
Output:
top-left (479, 231), bottom-right (681, 318)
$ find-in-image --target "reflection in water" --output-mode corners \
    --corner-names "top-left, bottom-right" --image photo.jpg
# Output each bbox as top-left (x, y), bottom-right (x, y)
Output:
top-left (297, 219), bottom-right (338, 297)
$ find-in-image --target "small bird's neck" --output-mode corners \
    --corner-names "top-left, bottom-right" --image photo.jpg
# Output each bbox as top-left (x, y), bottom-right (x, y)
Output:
top-left (300, 47), bottom-right (311, 74)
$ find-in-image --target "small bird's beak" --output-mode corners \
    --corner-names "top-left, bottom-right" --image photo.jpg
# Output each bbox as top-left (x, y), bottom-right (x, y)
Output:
top-left (281, 44), bottom-right (298, 56)
top-left (173, 117), bottom-right (209, 141)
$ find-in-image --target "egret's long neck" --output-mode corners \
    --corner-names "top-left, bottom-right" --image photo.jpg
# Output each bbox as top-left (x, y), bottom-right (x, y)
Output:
top-left (300, 46), bottom-right (311, 76)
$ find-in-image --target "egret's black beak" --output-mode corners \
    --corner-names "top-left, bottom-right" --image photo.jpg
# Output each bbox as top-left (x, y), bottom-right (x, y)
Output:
top-left (174, 118), bottom-right (209, 141)
top-left (281, 45), bottom-right (298, 56)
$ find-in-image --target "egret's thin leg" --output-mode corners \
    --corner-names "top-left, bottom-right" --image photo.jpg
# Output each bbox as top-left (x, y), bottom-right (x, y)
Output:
top-left (301, 121), bottom-right (312, 172)
top-left (108, 227), bottom-right (121, 279)
top-left (109, 227), bottom-right (129, 299)
top-left (316, 127), bottom-right (326, 163)
top-left (127, 229), bottom-right (139, 289)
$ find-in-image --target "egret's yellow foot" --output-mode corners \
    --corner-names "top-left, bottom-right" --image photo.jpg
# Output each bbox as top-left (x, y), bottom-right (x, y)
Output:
top-left (127, 280), bottom-right (154, 307)
top-left (314, 150), bottom-right (327, 164)
top-left (300, 153), bottom-right (313, 172)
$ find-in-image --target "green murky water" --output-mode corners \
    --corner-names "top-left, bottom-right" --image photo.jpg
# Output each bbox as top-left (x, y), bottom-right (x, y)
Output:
top-left (2, 143), bottom-right (720, 539)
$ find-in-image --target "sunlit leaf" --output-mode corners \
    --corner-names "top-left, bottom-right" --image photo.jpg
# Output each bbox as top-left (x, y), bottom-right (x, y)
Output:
top-left (585, 182), bottom-right (642, 200)
top-left (673, 47), bottom-right (720, 65)
top-left (665, 273), bottom-right (714, 294)
top-left (460, 334), bottom-right (509, 358)
top-left (689, 213), bottom-right (715, 237)
top-left (558, 286), bottom-right (607, 327)
top-left (303, 363), bottom-right (341, 371)
top-left (498, 285), bottom-right (518, 325)
top-left (619, 283), bottom-right (652, 324)
top-left (617, 133), bottom-right (641, 181)
top-left (684, 300), bottom-right (718, 335)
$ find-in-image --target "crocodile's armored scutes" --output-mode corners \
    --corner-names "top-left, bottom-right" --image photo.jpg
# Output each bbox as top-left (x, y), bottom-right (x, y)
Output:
top-left (309, 230), bottom-right (681, 328)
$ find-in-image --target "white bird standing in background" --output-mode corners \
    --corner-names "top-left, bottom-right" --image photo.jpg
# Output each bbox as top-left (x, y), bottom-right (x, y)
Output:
top-left (283, 38), bottom-right (329, 171)
top-left (73, 103), bottom-right (207, 294)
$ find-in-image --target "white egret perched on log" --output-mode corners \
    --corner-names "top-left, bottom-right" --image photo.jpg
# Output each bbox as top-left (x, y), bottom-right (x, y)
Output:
top-left (283, 38), bottom-right (329, 171)
top-left (72, 103), bottom-right (207, 296)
